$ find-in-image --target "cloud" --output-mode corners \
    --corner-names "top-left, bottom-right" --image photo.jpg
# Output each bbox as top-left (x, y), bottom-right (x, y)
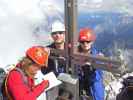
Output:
top-left (0, 0), bottom-right (64, 68)
top-left (78, 0), bottom-right (133, 15)
top-left (0, 0), bottom-right (132, 68)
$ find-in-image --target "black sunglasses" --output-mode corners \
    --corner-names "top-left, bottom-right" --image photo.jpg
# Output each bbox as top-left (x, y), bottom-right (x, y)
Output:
top-left (80, 41), bottom-right (91, 44)
top-left (51, 31), bottom-right (64, 35)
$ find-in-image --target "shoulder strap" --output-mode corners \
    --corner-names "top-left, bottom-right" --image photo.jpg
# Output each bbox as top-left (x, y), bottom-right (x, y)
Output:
top-left (14, 67), bottom-right (28, 85)
top-left (4, 72), bottom-right (13, 100)
top-left (4, 67), bottom-right (28, 100)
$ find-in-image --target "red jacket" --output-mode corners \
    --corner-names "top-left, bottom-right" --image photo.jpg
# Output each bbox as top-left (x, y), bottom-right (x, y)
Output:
top-left (7, 68), bottom-right (48, 100)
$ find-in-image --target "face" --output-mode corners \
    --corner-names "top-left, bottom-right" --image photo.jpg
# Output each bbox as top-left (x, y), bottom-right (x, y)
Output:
top-left (27, 64), bottom-right (41, 76)
top-left (80, 41), bottom-right (93, 52)
top-left (51, 31), bottom-right (65, 44)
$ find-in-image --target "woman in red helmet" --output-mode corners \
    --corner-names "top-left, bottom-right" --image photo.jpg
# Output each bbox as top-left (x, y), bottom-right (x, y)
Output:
top-left (77, 28), bottom-right (104, 100)
top-left (4, 46), bottom-right (49, 100)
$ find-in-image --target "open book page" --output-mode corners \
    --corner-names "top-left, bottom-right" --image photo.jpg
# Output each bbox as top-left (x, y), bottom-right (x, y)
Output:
top-left (35, 71), bottom-right (62, 91)
top-left (43, 72), bottom-right (62, 91)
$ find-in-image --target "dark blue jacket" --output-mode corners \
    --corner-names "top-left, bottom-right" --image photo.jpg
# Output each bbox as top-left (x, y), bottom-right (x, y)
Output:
top-left (41, 43), bottom-right (66, 76)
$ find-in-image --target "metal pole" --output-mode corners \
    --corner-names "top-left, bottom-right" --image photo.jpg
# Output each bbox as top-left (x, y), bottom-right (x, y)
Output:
top-left (64, 0), bottom-right (77, 75)
top-left (64, 0), bottom-right (79, 100)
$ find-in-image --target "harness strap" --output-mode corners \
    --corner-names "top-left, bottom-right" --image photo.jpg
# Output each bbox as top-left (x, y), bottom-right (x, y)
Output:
top-left (4, 73), bottom-right (12, 100)
top-left (4, 67), bottom-right (28, 100)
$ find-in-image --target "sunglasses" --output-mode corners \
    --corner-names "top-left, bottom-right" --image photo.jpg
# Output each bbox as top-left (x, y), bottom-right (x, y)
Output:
top-left (80, 41), bottom-right (91, 44)
top-left (51, 31), bottom-right (65, 35)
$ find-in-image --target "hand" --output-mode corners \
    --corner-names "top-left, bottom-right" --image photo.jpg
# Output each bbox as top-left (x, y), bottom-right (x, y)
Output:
top-left (44, 47), bottom-right (50, 55)
top-left (97, 52), bottom-right (104, 57)
top-left (43, 80), bottom-right (49, 89)
top-left (84, 62), bottom-right (91, 66)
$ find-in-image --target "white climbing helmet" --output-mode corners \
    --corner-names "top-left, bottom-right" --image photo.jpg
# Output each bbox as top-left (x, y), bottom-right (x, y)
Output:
top-left (51, 20), bottom-right (65, 33)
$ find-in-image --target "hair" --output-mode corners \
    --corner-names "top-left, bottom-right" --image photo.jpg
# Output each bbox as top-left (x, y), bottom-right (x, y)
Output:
top-left (77, 45), bottom-right (83, 53)
top-left (19, 57), bottom-right (35, 70)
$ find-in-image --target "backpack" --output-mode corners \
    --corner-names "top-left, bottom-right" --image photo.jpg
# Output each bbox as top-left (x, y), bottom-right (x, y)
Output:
top-left (0, 68), bottom-right (6, 100)
top-left (116, 76), bottom-right (133, 100)
top-left (0, 67), bottom-right (28, 100)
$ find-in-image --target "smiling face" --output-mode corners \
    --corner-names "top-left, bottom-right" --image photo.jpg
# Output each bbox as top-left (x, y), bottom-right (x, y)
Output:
top-left (51, 31), bottom-right (65, 44)
top-left (80, 41), bottom-right (93, 53)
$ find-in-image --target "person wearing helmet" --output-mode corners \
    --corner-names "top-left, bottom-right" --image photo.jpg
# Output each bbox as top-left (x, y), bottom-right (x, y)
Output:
top-left (4, 46), bottom-right (50, 100)
top-left (77, 28), bottom-right (104, 100)
top-left (51, 20), bottom-right (65, 46)
top-left (41, 20), bottom-right (66, 76)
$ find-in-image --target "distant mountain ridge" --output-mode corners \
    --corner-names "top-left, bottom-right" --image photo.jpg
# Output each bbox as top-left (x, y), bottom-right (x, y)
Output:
top-left (78, 12), bottom-right (133, 52)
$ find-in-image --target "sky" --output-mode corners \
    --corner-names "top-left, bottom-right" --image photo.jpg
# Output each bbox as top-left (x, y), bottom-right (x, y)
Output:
top-left (0, 0), bottom-right (64, 68)
top-left (78, 0), bottom-right (133, 15)
top-left (0, 0), bottom-right (133, 69)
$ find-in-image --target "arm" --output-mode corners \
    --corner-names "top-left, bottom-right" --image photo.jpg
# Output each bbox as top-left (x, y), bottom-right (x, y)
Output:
top-left (7, 71), bottom-right (48, 100)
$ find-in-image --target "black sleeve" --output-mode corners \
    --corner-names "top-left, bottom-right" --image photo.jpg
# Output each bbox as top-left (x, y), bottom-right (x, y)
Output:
top-left (41, 58), bottom-right (56, 74)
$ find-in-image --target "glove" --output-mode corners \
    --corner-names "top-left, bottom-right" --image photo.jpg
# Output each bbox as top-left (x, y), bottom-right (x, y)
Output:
top-left (82, 63), bottom-right (95, 75)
